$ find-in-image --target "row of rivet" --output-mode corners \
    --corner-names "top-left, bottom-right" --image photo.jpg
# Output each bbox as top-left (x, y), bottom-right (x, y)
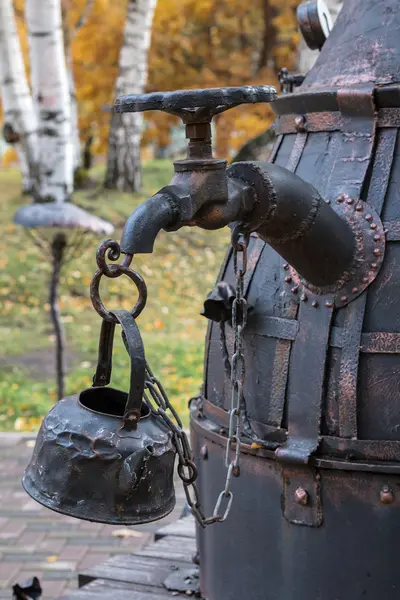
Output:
top-left (295, 485), bottom-right (395, 506)
top-left (201, 444), bottom-right (395, 506)
top-left (282, 194), bottom-right (384, 307)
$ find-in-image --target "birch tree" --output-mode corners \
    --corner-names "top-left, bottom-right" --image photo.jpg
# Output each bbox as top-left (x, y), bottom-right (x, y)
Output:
top-left (26, 0), bottom-right (73, 203)
top-left (105, 0), bottom-right (157, 192)
top-left (0, 0), bottom-right (39, 194)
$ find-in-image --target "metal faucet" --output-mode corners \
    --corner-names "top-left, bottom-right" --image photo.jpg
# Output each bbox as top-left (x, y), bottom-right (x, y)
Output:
top-left (117, 86), bottom-right (358, 291)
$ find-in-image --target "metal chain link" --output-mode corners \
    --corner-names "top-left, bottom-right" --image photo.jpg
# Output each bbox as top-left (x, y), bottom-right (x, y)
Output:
top-left (143, 229), bottom-right (249, 528)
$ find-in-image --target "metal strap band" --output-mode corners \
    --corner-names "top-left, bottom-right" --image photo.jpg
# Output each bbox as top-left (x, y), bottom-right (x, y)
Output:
top-left (333, 88), bottom-right (377, 439)
top-left (276, 109), bottom-right (400, 135)
top-left (264, 133), bottom-right (307, 429)
top-left (276, 296), bottom-right (334, 464)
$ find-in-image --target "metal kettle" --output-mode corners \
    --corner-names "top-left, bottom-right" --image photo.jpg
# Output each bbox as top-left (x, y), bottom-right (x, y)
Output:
top-left (22, 308), bottom-right (176, 525)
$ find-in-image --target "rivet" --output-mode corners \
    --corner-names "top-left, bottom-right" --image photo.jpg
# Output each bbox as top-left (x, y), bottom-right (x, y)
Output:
top-left (295, 115), bottom-right (307, 132)
top-left (355, 203), bottom-right (363, 212)
top-left (362, 276), bottom-right (369, 284)
top-left (352, 287), bottom-right (359, 294)
top-left (346, 197), bottom-right (354, 205)
top-left (283, 263), bottom-right (289, 270)
top-left (325, 301), bottom-right (333, 308)
top-left (312, 300), bottom-right (318, 308)
top-left (371, 262), bottom-right (378, 270)
top-left (380, 485), bottom-right (394, 505)
top-left (291, 286), bottom-right (299, 294)
top-left (326, 199), bottom-right (331, 205)
top-left (340, 295), bottom-right (348, 303)
top-left (336, 194), bottom-right (345, 203)
top-left (285, 276), bottom-right (292, 283)
top-left (301, 293), bottom-right (307, 302)
top-left (294, 487), bottom-right (309, 506)
top-left (370, 223), bottom-right (377, 230)
top-left (365, 214), bottom-right (373, 222)
top-left (374, 234), bottom-right (381, 242)
top-left (219, 427), bottom-right (227, 436)
top-left (200, 445), bottom-right (208, 460)
top-left (373, 248), bottom-right (381, 257)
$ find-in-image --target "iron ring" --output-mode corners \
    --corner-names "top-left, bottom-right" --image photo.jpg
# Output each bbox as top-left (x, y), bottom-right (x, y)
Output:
top-left (178, 460), bottom-right (198, 485)
top-left (90, 266), bottom-right (147, 323)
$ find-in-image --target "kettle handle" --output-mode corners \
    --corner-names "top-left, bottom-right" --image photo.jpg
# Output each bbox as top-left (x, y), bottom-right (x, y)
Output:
top-left (92, 309), bottom-right (146, 429)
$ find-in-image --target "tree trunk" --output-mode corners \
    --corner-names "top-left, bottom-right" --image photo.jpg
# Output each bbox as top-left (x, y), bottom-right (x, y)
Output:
top-left (104, 0), bottom-right (157, 192)
top-left (26, 0), bottom-right (73, 203)
top-left (0, 0), bottom-right (39, 194)
top-left (297, 0), bottom-right (343, 73)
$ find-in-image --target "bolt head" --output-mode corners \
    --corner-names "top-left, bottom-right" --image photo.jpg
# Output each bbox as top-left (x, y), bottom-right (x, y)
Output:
top-left (351, 287), bottom-right (359, 294)
top-left (337, 194), bottom-right (345, 203)
top-left (312, 300), bottom-right (318, 308)
top-left (283, 263), bottom-right (289, 270)
top-left (295, 115), bottom-right (307, 132)
top-left (365, 214), bottom-right (373, 221)
top-left (295, 487), bottom-right (309, 506)
top-left (374, 234), bottom-right (381, 242)
top-left (285, 276), bottom-right (292, 283)
top-left (370, 223), bottom-right (377, 230)
top-left (340, 295), bottom-right (348, 303)
top-left (373, 248), bottom-right (381, 257)
top-left (325, 301), bottom-right (333, 308)
top-left (200, 445), bottom-right (208, 460)
top-left (291, 286), bottom-right (299, 294)
top-left (362, 276), bottom-right (369, 284)
top-left (380, 485), bottom-right (394, 504)
top-left (371, 262), bottom-right (378, 270)
top-left (346, 197), bottom-right (354, 205)
top-left (355, 203), bottom-right (363, 211)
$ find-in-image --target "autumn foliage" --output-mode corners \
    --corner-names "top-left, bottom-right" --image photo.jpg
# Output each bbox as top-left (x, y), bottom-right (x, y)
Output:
top-left (3, 0), bottom-right (300, 163)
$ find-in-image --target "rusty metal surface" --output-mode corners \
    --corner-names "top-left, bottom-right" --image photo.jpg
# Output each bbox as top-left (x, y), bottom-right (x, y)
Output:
top-left (23, 309), bottom-right (176, 525)
top-left (192, 418), bottom-right (400, 600)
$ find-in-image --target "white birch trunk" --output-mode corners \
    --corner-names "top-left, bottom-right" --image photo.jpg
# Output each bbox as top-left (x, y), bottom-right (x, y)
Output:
top-left (0, 0), bottom-right (39, 194)
top-left (298, 0), bottom-right (343, 73)
top-left (105, 0), bottom-right (157, 192)
top-left (68, 62), bottom-right (81, 172)
top-left (26, 0), bottom-right (73, 203)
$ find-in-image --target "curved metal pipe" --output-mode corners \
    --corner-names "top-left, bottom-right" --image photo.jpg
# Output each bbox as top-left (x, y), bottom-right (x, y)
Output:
top-left (228, 162), bottom-right (355, 288)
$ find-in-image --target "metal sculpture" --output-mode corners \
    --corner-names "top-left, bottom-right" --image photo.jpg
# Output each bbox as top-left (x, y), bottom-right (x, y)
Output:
top-left (23, 0), bottom-right (400, 598)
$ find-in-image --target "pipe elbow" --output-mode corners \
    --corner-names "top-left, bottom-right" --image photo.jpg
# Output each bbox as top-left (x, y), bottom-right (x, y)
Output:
top-left (227, 162), bottom-right (355, 289)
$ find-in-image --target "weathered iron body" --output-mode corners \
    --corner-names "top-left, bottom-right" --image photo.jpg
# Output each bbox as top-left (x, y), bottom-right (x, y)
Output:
top-left (192, 1), bottom-right (400, 598)
top-left (22, 0), bottom-right (400, 598)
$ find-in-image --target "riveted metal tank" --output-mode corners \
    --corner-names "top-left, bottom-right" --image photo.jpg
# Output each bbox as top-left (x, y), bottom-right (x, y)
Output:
top-left (192, 1), bottom-right (400, 598)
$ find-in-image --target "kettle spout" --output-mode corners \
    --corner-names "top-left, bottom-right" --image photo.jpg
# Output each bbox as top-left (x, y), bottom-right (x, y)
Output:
top-left (120, 189), bottom-right (181, 255)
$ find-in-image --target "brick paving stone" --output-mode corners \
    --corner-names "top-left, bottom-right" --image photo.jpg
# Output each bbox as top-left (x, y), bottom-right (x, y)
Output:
top-left (0, 563), bottom-right (23, 588)
top-left (78, 552), bottom-right (110, 571)
top-left (0, 433), bottom-right (185, 599)
top-left (58, 545), bottom-right (88, 562)
top-left (0, 520), bottom-right (26, 540)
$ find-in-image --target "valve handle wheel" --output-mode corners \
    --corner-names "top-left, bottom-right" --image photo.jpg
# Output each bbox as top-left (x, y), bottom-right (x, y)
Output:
top-left (114, 85), bottom-right (277, 124)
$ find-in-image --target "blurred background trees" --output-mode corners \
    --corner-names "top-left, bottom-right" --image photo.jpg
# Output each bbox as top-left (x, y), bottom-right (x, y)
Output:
top-left (0, 0), bottom-right (308, 187)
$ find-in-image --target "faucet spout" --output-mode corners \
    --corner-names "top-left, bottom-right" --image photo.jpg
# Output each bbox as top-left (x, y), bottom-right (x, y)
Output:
top-left (120, 190), bottom-right (181, 255)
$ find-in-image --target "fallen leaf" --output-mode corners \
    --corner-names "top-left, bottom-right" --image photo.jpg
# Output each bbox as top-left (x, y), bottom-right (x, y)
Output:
top-left (112, 528), bottom-right (144, 539)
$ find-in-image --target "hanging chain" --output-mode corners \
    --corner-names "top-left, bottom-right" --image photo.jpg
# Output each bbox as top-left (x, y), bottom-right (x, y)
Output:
top-left (91, 234), bottom-right (249, 527)
top-left (143, 229), bottom-right (249, 528)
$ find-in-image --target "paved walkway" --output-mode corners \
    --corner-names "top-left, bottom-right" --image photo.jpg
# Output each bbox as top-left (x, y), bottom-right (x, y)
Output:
top-left (0, 433), bottom-right (186, 600)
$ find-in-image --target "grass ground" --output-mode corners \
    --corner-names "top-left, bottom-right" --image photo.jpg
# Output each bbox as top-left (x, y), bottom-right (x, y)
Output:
top-left (0, 161), bottom-right (230, 431)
